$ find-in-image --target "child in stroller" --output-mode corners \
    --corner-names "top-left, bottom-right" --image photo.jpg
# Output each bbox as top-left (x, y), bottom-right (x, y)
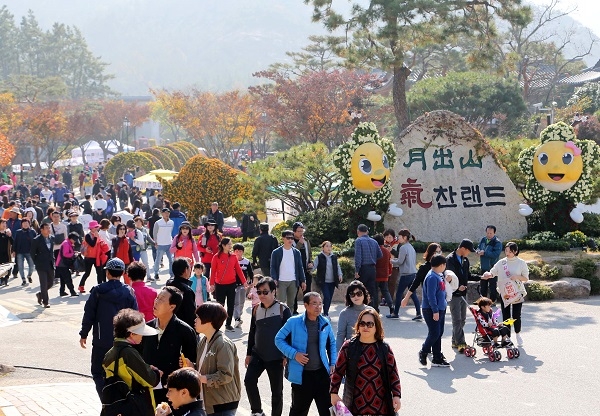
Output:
top-left (464, 296), bottom-right (520, 361)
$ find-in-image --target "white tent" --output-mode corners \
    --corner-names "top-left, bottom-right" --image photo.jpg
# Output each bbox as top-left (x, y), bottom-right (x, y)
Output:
top-left (70, 140), bottom-right (135, 164)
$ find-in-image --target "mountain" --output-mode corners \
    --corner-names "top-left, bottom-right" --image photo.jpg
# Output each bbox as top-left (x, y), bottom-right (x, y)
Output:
top-left (2, 0), bottom-right (599, 95)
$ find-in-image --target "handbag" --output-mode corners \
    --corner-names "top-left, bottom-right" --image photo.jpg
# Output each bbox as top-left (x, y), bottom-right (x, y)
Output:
top-left (500, 260), bottom-right (527, 306)
top-left (73, 255), bottom-right (86, 273)
top-left (101, 346), bottom-right (152, 416)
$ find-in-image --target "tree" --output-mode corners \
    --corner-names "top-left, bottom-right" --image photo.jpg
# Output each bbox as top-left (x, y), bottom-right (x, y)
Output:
top-left (87, 100), bottom-right (151, 159)
top-left (251, 69), bottom-right (373, 149)
top-left (244, 142), bottom-right (341, 214)
top-left (0, 8), bottom-right (113, 100)
top-left (149, 88), bottom-right (187, 142)
top-left (493, 0), bottom-right (594, 104)
top-left (18, 101), bottom-right (73, 168)
top-left (305, 0), bottom-right (529, 131)
top-left (407, 71), bottom-right (527, 131)
top-left (154, 89), bottom-right (255, 166)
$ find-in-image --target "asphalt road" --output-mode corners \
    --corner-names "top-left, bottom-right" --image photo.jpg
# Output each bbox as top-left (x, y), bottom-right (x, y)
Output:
top-left (1, 273), bottom-right (599, 415)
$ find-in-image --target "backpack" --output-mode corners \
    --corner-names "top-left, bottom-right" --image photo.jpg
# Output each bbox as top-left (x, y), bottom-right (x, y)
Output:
top-left (252, 301), bottom-right (285, 319)
top-left (100, 346), bottom-right (152, 416)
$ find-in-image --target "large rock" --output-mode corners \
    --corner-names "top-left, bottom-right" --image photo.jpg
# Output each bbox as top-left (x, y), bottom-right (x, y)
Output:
top-left (386, 111), bottom-right (527, 242)
top-left (543, 277), bottom-right (590, 299)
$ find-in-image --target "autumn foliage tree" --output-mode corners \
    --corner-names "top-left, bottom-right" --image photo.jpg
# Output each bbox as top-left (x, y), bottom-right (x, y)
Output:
top-left (87, 100), bottom-right (151, 158)
top-left (159, 155), bottom-right (257, 225)
top-left (250, 69), bottom-right (373, 149)
top-left (151, 89), bottom-right (255, 166)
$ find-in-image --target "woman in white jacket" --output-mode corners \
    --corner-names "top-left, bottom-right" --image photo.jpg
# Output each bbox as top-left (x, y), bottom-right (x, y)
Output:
top-left (483, 242), bottom-right (529, 346)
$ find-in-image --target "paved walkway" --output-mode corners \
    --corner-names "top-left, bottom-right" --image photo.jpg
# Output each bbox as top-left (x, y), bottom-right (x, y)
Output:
top-left (0, 383), bottom-right (99, 416)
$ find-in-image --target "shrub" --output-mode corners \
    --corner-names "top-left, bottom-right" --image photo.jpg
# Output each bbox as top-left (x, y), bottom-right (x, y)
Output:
top-left (271, 221), bottom-right (293, 239)
top-left (527, 262), bottom-right (561, 280)
top-left (338, 257), bottom-right (356, 283)
top-left (470, 263), bottom-right (482, 276)
top-left (564, 231), bottom-right (588, 248)
top-left (291, 205), bottom-right (350, 245)
top-left (572, 257), bottom-right (600, 294)
top-left (104, 152), bottom-right (157, 184)
top-left (579, 213), bottom-right (600, 237)
top-left (509, 239), bottom-right (571, 251)
top-left (526, 282), bottom-right (554, 301)
top-left (194, 226), bottom-right (242, 239)
top-left (525, 231), bottom-right (559, 241)
top-left (333, 238), bottom-right (356, 258)
top-left (159, 155), bottom-right (257, 226)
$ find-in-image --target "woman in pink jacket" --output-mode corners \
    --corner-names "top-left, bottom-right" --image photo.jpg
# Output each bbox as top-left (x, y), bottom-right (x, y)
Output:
top-left (56, 232), bottom-right (80, 297)
top-left (169, 222), bottom-right (199, 263)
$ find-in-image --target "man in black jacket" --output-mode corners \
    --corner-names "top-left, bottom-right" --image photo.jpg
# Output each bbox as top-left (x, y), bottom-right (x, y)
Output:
top-left (206, 202), bottom-right (224, 233)
top-left (78, 257), bottom-right (138, 397)
top-left (30, 223), bottom-right (54, 307)
top-left (446, 239), bottom-right (477, 353)
top-left (13, 219), bottom-right (37, 286)
top-left (252, 223), bottom-right (279, 276)
top-left (143, 286), bottom-right (198, 405)
top-left (166, 257), bottom-right (196, 328)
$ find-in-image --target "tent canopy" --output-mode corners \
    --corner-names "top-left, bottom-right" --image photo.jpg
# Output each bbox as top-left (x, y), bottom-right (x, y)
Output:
top-left (133, 169), bottom-right (178, 190)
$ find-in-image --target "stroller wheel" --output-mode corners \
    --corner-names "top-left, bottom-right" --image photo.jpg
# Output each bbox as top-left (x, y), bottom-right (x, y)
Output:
top-left (464, 348), bottom-right (471, 357)
top-left (507, 348), bottom-right (514, 359)
top-left (482, 346), bottom-right (488, 354)
top-left (513, 348), bottom-right (520, 358)
top-left (469, 347), bottom-right (476, 357)
top-left (488, 352), bottom-right (496, 362)
top-left (494, 350), bottom-right (502, 361)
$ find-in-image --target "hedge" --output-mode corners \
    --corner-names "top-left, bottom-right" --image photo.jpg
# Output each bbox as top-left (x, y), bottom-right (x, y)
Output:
top-left (170, 141), bottom-right (199, 159)
top-left (142, 147), bottom-right (179, 170)
top-left (138, 151), bottom-right (163, 170)
top-left (104, 152), bottom-right (157, 184)
top-left (159, 155), bottom-right (255, 225)
top-left (164, 144), bottom-right (188, 164)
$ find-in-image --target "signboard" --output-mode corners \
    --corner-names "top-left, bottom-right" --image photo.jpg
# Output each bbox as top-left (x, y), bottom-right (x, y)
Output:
top-left (386, 111), bottom-right (527, 242)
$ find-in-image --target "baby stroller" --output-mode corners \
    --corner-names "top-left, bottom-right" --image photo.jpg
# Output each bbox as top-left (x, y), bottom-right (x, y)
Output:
top-left (463, 304), bottom-right (520, 362)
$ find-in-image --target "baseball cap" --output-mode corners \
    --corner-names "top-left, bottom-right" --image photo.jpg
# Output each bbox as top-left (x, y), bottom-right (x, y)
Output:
top-left (161, 208), bottom-right (171, 213)
top-left (127, 322), bottom-right (158, 336)
top-left (459, 239), bottom-right (476, 252)
top-left (259, 222), bottom-right (269, 230)
top-left (105, 258), bottom-right (126, 271)
top-left (292, 222), bottom-right (304, 231)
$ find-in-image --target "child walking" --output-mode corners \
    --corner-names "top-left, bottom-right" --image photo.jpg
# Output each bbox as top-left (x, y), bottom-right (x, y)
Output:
top-left (233, 243), bottom-right (253, 328)
top-left (190, 263), bottom-right (209, 307)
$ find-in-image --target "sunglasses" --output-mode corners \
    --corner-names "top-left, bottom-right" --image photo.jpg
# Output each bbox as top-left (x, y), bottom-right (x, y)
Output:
top-left (358, 321), bottom-right (375, 328)
top-left (256, 290), bottom-right (271, 296)
top-left (350, 291), bottom-right (364, 298)
top-left (284, 236), bottom-right (294, 240)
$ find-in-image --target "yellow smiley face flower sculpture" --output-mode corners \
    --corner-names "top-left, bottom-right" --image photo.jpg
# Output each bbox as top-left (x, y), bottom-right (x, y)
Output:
top-left (333, 122), bottom-right (396, 212)
top-left (518, 122), bottom-right (600, 223)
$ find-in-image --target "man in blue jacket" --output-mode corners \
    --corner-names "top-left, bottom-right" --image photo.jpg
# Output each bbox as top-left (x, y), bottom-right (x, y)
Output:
top-left (275, 292), bottom-right (336, 416)
top-left (270, 230), bottom-right (306, 312)
top-left (78, 257), bottom-right (138, 397)
top-left (477, 225), bottom-right (503, 302)
top-left (169, 202), bottom-right (187, 237)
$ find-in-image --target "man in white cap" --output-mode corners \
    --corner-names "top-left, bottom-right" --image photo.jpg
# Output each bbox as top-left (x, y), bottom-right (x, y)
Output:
top-left (79, 257), bottom-right (138, 397)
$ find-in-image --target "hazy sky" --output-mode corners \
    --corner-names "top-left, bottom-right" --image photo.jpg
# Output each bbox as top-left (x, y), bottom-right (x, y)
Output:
top-left (529, 0), bottom-right (600, 37)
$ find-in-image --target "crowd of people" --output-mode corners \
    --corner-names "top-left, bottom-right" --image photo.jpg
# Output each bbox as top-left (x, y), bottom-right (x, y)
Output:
top-left (0, 164), bottom-right (531, 416)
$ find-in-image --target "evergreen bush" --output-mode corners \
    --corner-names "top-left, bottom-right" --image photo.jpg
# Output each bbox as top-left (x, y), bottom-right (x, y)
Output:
top-left (526, 282), bottom-right (554, 301)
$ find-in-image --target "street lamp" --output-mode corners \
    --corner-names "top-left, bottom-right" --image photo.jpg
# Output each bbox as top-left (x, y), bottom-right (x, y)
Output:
top-left (123, 117), bottom-right (130, 152)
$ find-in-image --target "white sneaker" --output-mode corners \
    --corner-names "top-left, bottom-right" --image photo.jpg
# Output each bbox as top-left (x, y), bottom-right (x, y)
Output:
top-left (234, 319), bottom-right (243, 328)
top-left (516, 333), bottom-right (523, 346)
top-left (251, 413), bottom-right (266, 416)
